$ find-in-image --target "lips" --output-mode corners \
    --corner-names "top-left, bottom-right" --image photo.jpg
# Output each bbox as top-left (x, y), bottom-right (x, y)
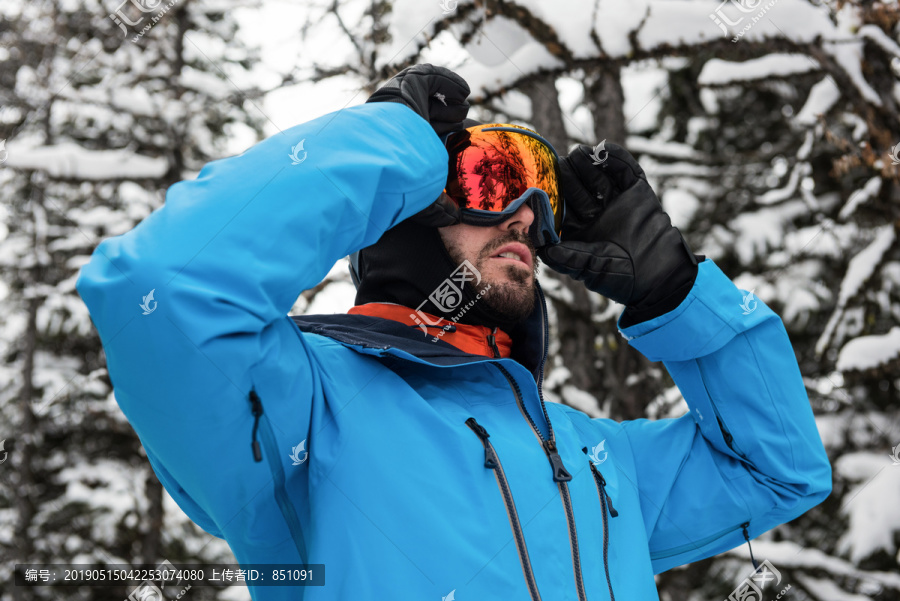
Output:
top-left (490, 242), bottom-right (533, 269)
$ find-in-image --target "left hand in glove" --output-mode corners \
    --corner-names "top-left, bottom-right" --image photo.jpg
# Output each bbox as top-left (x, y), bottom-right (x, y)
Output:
top-left (539, 143), bottom-right (700, 326)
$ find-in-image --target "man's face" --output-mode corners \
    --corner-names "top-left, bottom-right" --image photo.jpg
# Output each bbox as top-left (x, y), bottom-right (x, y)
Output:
top-left (438, 203), bottom-right (538, 323)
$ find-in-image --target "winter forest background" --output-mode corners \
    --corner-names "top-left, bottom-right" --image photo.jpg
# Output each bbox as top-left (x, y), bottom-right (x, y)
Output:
top-left (1, 0), bottom-right (899, 599)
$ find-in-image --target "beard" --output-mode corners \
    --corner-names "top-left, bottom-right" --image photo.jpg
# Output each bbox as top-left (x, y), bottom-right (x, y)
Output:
top-left (444, 230), bottom-right (538, 324)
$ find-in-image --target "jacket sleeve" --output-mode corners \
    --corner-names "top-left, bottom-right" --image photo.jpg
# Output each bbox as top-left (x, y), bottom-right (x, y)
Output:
top-left (616, 259), bottom-right (832, 573)
top-left (75, 103), bottom-right (447, 542)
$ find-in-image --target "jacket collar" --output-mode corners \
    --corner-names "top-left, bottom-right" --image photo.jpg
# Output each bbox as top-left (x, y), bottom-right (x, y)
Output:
top-left (290, 282), bottom-right (549, 382)
top-left (347, 303), bottom-right (513, 358)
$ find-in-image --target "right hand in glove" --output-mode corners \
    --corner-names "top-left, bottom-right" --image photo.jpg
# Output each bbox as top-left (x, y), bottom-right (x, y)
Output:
top-left (367, 64), bottom-right (470, 228)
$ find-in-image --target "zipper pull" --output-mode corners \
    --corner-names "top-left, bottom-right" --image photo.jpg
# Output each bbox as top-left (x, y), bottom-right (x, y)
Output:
top-left (249, 390), bottom-right (263, 462)
top-left (592, 464), bottom-right (619, 517)
top-left (742, 522), bottom-right (759, 569)
top-left (465, 417), bottom-right (498, 469)
top-left (487, 327), bottom-right (501, 358)
top-left (543, 439), bottom-right (572, 482)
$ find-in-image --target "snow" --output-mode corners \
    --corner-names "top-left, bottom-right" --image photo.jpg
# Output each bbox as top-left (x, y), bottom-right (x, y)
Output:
top-left (179, 65), bottom-right (235, 100)
top-left (4, 142), bottom-right (167, 180)
top-left (794, 75), bottom-right (841, 125)
top-left (458, 16), bottom-right (535, 67)
top-left (838, 176), bottom-right (881, 220)
top-left (264, 74), bottom-right (367, 134)
top-left (523, 0), bottom-right (598, 58)
top-left (661, 187), bottom-right (700, 229)
top-left (698, 54), bottom-right (817, 86)
top-left (794, 575), bottom-right (873, 601)
top-left (727, 539), bottom-right (900, 590)
top-left (304, 279), bottom-right (357, 315)
top-left (491, 88), bottom-right (533, 122)
top-left (817, 224), bottom-right (896, 354)
top-left (621, 64), bottom-right (668, 133)
top-left (729, 200), bottom-right (809, 264)
top-left (834, 225), bottom-right (895, 309)
top-left (57, 459), bottom-right (144, 544)
top-left (758, 162), bottom-right (812, 205)
top-left (593, 0), bottom-right (649, 57)
top-left (825, 40), bottom-right (882, 107)
top-left (837, 327), bottom-right (900, 372)
top-left (639, 0), bottom-right (837, 49)
top-left (814, 413), bottom-right (844, 450)
top-left (835, 452), bottom-right (900, 564)
top-left (561, 384), bottom-right (604, 418)
top-left (644, 384), bottom-right (689, 420)
top-left (626, 136), bottom-right (701, 160)
top-left (458, 42), bottom-right (565, 99)
top-left (859, 24), bottom-right (900, 60)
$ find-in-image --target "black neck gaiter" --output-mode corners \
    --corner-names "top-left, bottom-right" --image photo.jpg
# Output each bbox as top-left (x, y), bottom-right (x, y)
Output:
top-left (354, 220), bottom-right (524, 332)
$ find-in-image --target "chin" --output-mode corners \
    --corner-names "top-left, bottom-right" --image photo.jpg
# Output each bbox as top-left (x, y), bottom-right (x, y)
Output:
top-left (479, 269), bottom-right (536, 321)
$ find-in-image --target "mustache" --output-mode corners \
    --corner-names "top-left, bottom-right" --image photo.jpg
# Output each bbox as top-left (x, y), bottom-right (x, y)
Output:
top-left (478, 230), bottom-right (537, 262)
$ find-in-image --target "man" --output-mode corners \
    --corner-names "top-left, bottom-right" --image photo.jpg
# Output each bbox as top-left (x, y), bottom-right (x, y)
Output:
top-left (77, 65), bottom-right (831, 600)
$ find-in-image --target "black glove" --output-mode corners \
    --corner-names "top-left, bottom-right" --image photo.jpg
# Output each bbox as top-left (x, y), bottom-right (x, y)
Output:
top-left (539, 143), bottom-right (700, 326)
top-left (366, 63), bottom-right (471, 137)
top-left (367, 64), bottom-right (470, 228)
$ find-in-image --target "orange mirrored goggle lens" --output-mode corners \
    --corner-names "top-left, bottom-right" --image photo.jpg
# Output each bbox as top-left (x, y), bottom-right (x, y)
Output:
top-left (444, 124), bottom-right (563, 234)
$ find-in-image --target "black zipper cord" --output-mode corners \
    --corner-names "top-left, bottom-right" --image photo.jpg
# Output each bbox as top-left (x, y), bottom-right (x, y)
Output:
top-left (590, 462), bottom-right (617, 601)
top-left (249, 390), bottom-right (263, 462)
top-left (742, 522), bottom-right (759, 570)
top-left (465, 417), bottom-right (542, 601)
top-left (487, 327), bottom-right (501, 358)
top-left (465, 417), bottom-right (498, 469)
top-left (591, 464), bottom-right (618, 518)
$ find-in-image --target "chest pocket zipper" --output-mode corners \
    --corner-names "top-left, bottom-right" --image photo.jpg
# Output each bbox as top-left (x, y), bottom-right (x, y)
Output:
top-left (590, 461), bottom-right (619, 601)
top-left (248, 390), bottom-right (308, 563)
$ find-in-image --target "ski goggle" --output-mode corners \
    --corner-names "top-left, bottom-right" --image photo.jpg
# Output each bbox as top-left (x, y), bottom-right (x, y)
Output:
top-left (443, 123), bottom-right (564, 247)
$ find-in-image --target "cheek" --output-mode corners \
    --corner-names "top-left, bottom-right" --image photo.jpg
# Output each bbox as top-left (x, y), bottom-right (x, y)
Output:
top-left (439, 226), bottom-right (494, 261)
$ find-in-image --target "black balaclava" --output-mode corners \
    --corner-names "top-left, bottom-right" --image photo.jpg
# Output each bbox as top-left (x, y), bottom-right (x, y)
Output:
top-left (354, 218), bottom-right (526, 332)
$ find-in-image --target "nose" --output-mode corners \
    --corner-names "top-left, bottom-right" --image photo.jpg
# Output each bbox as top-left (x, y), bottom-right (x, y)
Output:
top-left (500, 201), bottom-right (535, 235)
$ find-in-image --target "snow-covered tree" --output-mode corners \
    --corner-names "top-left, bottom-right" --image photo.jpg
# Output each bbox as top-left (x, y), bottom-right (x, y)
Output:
top-left (0, 0), bottom-right (263, 599)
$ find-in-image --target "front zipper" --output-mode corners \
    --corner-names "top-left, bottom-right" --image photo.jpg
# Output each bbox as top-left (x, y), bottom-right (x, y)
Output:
top-left (590, 462), bottom-right (618, 601)
top-left (493, 363), bottom-right (587, 601)
top-left (465, 417), bottom-right (542, 601)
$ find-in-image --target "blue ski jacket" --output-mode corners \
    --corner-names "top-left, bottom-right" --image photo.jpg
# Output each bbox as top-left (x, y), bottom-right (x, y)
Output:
top-left (76, 102), bottom-right (832, 600)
